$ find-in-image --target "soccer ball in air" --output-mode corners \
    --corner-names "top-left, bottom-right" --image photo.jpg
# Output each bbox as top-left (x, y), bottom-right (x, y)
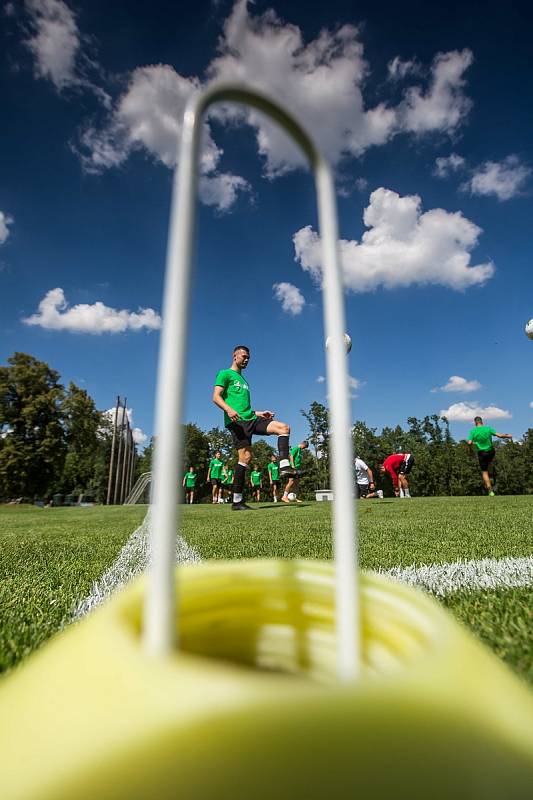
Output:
top-left (525, 319), bottom-right (533, 340)
top-left (287, 492), bottom-right (297, 501)
top-left (325, 333), bottom-right (352, 353)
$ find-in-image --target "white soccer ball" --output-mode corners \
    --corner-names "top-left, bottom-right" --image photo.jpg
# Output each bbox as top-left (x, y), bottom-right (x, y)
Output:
top-left (525, 319), bottom-right (533, 340)
top-left (288, 492), bottom-right (297, 501)
top-left (325, 333), bottom-right (352, 353)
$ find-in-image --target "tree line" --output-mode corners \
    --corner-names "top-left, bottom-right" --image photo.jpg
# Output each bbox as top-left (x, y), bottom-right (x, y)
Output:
top-left (1, 353), bottom-right (532, 503)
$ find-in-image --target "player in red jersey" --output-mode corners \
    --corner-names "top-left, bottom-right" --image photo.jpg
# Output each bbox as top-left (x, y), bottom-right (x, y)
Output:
top-left (380, 453), bottom-right (414, 498)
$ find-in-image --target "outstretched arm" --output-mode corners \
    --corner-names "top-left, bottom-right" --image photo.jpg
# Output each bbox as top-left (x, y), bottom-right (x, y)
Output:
top-left (495, 432), bottom-right (513, 440)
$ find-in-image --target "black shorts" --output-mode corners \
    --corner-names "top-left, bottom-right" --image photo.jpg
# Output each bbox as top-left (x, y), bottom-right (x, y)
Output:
top-left (271, 480), bottom-right (280, 488)
top-left (478, 448), bottom-right (495, 471)
top-left (399, 454), bottom-right (414, 475)
top-left (356, 483), bottom-right (371, 498)
top-left (226, 417), bottom-right (270, 448)
top-left (222, 483), bottom-right (233, 492)
top-left (210, 478), bottom-right (222, 487)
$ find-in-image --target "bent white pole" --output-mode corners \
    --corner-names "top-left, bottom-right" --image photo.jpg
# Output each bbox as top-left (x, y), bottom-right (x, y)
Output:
top-left (145, 83), bottom-right (359, 681)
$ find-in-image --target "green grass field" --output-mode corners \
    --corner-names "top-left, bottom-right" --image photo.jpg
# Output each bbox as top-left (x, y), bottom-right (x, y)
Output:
top-left (1, 497), bottom-right (532, 682)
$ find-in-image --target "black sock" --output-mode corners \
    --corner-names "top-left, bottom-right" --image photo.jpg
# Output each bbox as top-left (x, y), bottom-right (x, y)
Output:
top-left (233, 462), bottom-right (247, 495)
top-left (278, 435), bottom-right (289, 460)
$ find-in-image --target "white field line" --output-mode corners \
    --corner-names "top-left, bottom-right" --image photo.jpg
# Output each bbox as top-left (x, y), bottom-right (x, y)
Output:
top-left (382, 555), bottom-right (533, 597)
top-left (70, 510), bottom-right (200, 622)
top-left (70, 510), bottom-right (533, 620)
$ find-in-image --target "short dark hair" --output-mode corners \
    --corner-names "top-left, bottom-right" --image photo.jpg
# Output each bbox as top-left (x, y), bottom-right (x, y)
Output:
top-left (233, 345), bottom-right (250, 354)
top-left (474, 416), bottom-right (483, 424)
top-left (302, 440), bottom-right (309, 447)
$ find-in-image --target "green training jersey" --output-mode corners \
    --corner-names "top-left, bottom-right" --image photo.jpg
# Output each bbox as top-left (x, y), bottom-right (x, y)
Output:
top-left (223, 468), bottom-right (234, 484)
top-left (184, 471), bottom-right (197, 488)
top-left (469, 425), bottom-right (497, 451)
top-left (291, 445), bottom-right (303, 469)
top-left (209, 458), bottom-right (224, 479)
top-left (250, 470), bottom-right (262, 486)
top-left (215, 369), bottom-right (256, 427)
top-left (268, 462), bottom-right (280, 481)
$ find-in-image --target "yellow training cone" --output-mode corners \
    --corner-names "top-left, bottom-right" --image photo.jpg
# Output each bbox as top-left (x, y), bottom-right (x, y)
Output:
top-left (1, 559), bottom-right (532, 799)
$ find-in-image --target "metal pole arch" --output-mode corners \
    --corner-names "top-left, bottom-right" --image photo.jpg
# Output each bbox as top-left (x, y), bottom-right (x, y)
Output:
top-left (146, 83), bottom-right (359, 681)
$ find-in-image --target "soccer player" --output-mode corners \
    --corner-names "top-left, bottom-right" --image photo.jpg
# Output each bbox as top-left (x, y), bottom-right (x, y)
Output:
top-left (380, 452), bottom-right (414, 498)
top-left (354, 455), bottom-right (377, 499)
top-left (207, 450), bottom-right (224, 504)
top-left (282, 441), bottom-right (309, 503)
top-left (250, 464), bottom-right (262, 502)
top-left (213, 345), bottom-right (296, 511)
top-left (221, 463), bottom-right (234, 502)
top-left (182, 466), bottom-right (197, 504)
top-left (467, 416), bottom-right (512, 495)
top-left (267, 455), bottom-right (281, 502)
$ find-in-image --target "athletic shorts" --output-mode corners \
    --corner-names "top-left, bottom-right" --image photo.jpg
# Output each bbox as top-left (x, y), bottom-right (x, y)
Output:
top-left (271, 480), bottom-right (280, 488)
top-left (399, 454), bottom-right (414, 475)
top-left (210, 478), bottom-right (222, 487)
top-left (477, 448), bottom-right (495, 471)
top-left (356, 483), bottom-right (371, 498)
top-left (226, 417), bottom-right (271, 448)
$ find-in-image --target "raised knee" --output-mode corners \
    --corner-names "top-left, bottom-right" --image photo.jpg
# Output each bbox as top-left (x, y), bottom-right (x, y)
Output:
top-left (281, 423), bottom-right (290, 436)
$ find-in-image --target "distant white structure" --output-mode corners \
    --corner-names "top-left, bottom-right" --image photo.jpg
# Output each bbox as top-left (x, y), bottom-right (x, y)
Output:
top-left (315, 489), bottom-right (333, 502)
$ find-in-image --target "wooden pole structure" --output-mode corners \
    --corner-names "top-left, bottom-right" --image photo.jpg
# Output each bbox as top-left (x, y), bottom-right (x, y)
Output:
top-left (113, 397), bottom-right (126, 505)
top-left (106, 396), bottom-right (120, 506)
top-left (119, 412), bottom-right (131, 504)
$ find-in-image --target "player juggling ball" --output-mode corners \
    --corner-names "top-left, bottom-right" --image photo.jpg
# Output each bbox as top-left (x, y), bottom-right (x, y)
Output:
top-left (213, 345), bottom-right (296, 511)
top-left (282, 441), bottom-right (308, 503)
top-left (468, 416), bottom-right (512, 496)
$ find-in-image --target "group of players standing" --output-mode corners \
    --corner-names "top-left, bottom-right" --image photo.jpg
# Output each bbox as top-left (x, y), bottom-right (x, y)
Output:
top-left (182, 443), bottom-right (309, 506)
top-left (181, 344), bottom-right (511, 509)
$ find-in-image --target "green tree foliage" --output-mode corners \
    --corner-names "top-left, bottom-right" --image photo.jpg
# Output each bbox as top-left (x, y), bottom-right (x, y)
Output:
top-left (58, 383), bottom-right (105, 497)
top-left (205, 426), bottom-right (234, 462)
top-left (301, 401), bottom-right (330, 489)
top-left (0, 353), bottom-right (66, 500)
top-left (183, 423), bottom-right (211, 500)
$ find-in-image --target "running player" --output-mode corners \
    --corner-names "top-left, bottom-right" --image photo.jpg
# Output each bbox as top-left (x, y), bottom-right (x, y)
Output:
top-left (182, 466), bottom-right (197, 504)
top-left (250, 464), bottom-right (262, 502)
top-left (267, 455), bottom-right (280, 502)
top-left (213, 345), bottom-right (295, 511)
top-left (379, 452), bottom-right (414, 498)
top-left (282, 441), bottom-right (308, 503)
top-left (354, 455), bottom-right (377, 499)
top-left (207, 450), bottom-right (224, 504)
top-left (467, 416), bottom-right (512, 495)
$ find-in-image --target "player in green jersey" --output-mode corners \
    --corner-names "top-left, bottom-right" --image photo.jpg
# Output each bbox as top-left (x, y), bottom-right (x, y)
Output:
top-left (267, 455), bottom-right (280, 502)
top-left (213, 345), bottom-right (296, 511)
top-left (221, 464), bottom-right (234, 503)
top-left (281, 441), bottom-right (308, 503)
top-left (250, 465), bottom-right (262, 502)
top-left (207, 450), bottom-right (224, 504)
top-left (182, 466), bottom-right (197, 505)
top-left (467, 416), bottom-right (512, 495)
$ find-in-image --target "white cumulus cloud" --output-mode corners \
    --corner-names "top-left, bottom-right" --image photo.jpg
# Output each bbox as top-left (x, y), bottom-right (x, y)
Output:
top-left (23, 288), bottom-right (161, 334)
top-left (316, 375), bottom-right (325, 383)
top-left (399, 49), bottom-right (473, 134)
top-left (24, 0), bottom-right (80, 90)
top-left (0, 211), bottom-right (13, 245)
top-left (440, 402), bottom-right (511, 421)
top-left (104, 406), bottom-right (147, 445)
top-left (529, 401), bottom-right (533, 409)
top-left (463, 155), bottom-right (531, 201)
top-left (78, 64), bottom-right (249, 212)
top-left (272, 281), bottom-right (305, 315)
top-left (293, 187), bottom-right (494, 293)
top-left (433, 153), bottom-right (466, 178)
top-left (432, 375), bottom-right (481, 393)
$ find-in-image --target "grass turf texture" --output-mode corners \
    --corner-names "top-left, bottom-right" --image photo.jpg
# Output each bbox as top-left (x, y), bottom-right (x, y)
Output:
top-left (0, 497), bottom-right (531, 682)
top-left (0, 505), bottom-right (145, 673)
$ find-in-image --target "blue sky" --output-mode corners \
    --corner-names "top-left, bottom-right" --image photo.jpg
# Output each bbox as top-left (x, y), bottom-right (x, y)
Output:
top-left (1, 0), bottom-right (532, 447)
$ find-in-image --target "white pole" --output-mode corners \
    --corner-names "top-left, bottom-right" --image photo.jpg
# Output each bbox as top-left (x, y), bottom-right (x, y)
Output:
top-left (145, 84), bottom-right (359, 679)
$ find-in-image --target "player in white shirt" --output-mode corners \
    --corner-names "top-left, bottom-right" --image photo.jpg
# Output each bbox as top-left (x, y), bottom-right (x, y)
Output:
top-left (354, 456), bottom-right (378, 499)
